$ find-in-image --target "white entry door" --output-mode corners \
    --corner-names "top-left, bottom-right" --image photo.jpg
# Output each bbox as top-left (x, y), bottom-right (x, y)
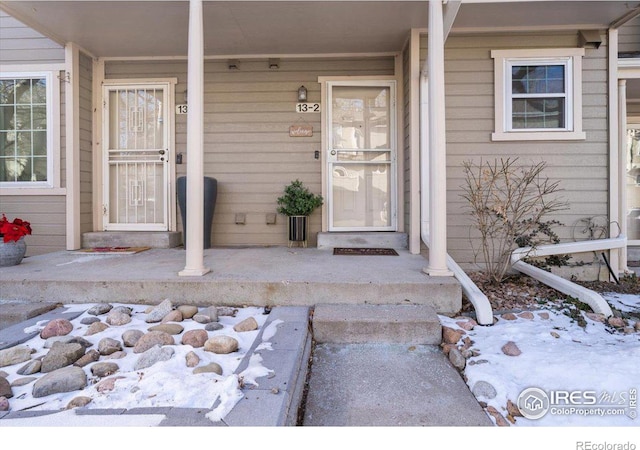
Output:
top-left (327, 81), bottom-right (396, 231)
top-left (103, 83), bottom-right (171, 231)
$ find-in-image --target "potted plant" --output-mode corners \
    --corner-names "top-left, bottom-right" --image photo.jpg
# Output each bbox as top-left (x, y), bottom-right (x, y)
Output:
top-left (0, 214), bottom-right (32, 266)
top-left (276, 179), bottom-right (323, 247)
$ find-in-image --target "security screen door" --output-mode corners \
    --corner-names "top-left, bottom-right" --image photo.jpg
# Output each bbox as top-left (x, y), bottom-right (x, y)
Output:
top-left (327, 81), bottom-right (396, 231)
top-left (103, 83), bottom-right (170, 231)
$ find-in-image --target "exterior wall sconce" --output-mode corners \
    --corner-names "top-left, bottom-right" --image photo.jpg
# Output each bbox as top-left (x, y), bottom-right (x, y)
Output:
top-left (297, 85), bottom-right (307, 102)
top-left (228, 59), bottom-right (240, 70)
top-left (269, 58), bottom-right (280, 70)
top-left (578, 30), bottom-right (602, 49)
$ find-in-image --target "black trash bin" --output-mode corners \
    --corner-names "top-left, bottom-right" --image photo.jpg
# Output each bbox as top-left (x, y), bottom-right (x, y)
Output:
top-left (177, 176), bottom-right (217, 249)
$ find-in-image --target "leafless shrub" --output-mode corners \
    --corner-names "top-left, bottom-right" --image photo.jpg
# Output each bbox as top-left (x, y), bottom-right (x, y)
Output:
top-left (461, 158), bottom-right (568, 285)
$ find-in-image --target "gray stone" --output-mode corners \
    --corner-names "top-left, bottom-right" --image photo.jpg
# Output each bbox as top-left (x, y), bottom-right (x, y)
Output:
top-left (66, 396), bottom-right (92, 409)
top-left (106, 311), bottom-right (132, 326)
top-left (205, 322), bottom-right (224, 332)
top-left (122, 329), bottom-right (145, 347)
top-left (41, 342), bottom-right (86, 373)
top-left (0, 376), bottom-right (12, 398)
top-left (111, 306), bottom-right (132, 315)
top-left (85, 321), bottom-right (109, 336)
top-left (472, 380), bottom-right (497, 399)
top-left (40, 318), bottom-right (74, 339)
top-left (44, 335), bottom-right (92, 350)
top-left (91, 362), bottom-right (119, 378)
top-left (87, 304), bottom-right (113, 316)
top-left (33, 366), bottom-right (87, 398)
top-left (0, 345), bottom-right (32, 368)
top-left (134, 345), bottom-right (175, 370)
top-left (177, 305), bottom-right (198, 319)
top-left (98, 338), bottom-right (122, 356)
top-left (448, 347), bottom-right (466, 370)
top-left (148, 323), bottom-right (184, 335)
top-left (0, 396), bottom-right (8, 411)
top-left (217, 307), bottom-right (238, 317)
top-left (233, 316), bottom-right (258, 332)
top-left (193, 362), bottom-right (223, 375)
top-left (104, 351), bottom-right (127, 360)
top-left (204, 335), bottom-right (238, 354)
top-left (181, 329), bottom-right (208, 348)
top-left (145, 299), bottom-right (174, 323)
top-left (74, 349), bottom-right (100, 368)
top-left (133, 331), bottom-right (175, 354)
top-left (17, 359), bottom-right (41, 375)
top-left (11, 377), bottom-right (37, 387)
top-left (80, 316), bottom-right (101, 325)
top-left (185, 351), bottom-right (200, 368)
top-left (0, 370), bottom-right (8, 378)
top-left (194, 306), bottom-right (218, 324)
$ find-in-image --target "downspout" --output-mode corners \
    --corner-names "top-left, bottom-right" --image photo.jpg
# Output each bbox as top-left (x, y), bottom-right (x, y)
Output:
top-left (510, 237), bottom-right (627, 317)
top-left (419, 77), bottom-right (493, 325)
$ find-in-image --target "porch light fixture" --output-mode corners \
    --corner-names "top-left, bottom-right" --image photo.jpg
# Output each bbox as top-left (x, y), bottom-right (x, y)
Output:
top-left (228, 59), bottom-right (240, 70)
top-left (269, 58), bottom-right (280, 70)
top-left (297, 85), bottom-right (307, 102)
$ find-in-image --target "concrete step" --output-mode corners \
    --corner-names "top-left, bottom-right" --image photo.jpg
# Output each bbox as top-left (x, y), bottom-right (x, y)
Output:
top-left (316, 232), bottom-right (408, 250)
top-left (312, 304), bottom-right (442, 345)
top-left (82, 231), bottom-right (182, 249)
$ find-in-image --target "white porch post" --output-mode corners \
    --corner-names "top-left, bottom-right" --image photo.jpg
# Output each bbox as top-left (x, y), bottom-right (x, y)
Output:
top-left (180, 0), bottom-right (210, 276)
top-left (618, 79), bottom-right (628, 272)
top-left (425, 0), bottom-right (452, 276)
top-left (65, 43), bottom-right (81, 250)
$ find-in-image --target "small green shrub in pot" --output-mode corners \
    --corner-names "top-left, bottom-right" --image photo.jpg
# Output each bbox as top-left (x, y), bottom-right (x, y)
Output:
top-left (276, 179), bottom-right (323, 217)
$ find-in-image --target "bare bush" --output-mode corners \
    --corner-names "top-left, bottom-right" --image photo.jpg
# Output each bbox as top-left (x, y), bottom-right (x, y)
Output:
top-left (461, 158), bottom-right (568, 285)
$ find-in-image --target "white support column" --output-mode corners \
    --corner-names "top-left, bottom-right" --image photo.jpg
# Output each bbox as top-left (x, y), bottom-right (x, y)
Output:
top-left (180, 0), bottom-right (210, 277)
top-left (425, 0), bottom-right (452, 276)
top-left (608, 28), bottom-right (620, 279)
top-left (618, 79), bottom-right (628, 272)
top-left (65, 43), bottom-right (81, 250)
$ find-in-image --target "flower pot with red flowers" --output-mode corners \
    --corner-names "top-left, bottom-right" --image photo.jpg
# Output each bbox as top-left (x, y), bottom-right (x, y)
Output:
top-left (0, 214), bottom-right (32, 267)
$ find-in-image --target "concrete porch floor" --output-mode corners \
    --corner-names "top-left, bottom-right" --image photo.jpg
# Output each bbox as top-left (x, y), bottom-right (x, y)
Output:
top-left (0, 247), bottom-right (462, 315)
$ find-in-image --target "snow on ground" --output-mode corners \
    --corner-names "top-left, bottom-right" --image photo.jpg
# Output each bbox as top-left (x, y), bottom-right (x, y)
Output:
top-left (0, 303), bottom-right (270, 423)
top-left (440, 292), bottom-right (640, 427)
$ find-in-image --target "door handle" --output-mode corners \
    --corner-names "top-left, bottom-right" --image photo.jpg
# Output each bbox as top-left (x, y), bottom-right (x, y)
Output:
top-left (159, 150), bottom-right (166, 155)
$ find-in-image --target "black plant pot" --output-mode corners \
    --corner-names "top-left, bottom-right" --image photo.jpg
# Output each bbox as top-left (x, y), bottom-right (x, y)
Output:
top-left (177, 176), bottom-right (217, 249)
top-left (287, 215), bottom-right (308, 248)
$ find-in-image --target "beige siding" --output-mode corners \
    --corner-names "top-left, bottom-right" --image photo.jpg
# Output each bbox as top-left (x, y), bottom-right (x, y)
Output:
top-left (419, 32), bottom-right (610, 268)
top-left (0, 11), bottom-right (64, 64)
top-left (0, 196), bottom-right (66, 256)
top-left (79, 52), bottom-right (93, 233)
top-left (619, 17), bottom-right (640, 54)
top-left (105, 57), bottom-right (394, 246)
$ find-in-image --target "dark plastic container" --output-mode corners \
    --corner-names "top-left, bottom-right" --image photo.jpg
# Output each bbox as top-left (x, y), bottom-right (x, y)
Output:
top-left (177, 176), bottom-right (217, 249)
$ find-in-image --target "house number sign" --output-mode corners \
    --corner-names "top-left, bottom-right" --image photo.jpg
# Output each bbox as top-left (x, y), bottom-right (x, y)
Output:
top-left (295, 103), bottom-right (321, 113)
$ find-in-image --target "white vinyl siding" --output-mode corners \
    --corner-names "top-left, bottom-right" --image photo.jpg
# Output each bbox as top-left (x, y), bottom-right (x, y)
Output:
top-left (619, 17), bottom-right (640, 54)
top-left (419, 31), bottom-right (609, 269)
top-left (105, 57), bottom-right (394, 246)
top-left (0, 11), bottom-right (64, 64)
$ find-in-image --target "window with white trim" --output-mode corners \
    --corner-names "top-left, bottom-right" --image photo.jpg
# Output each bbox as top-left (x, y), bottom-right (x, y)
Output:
top-left (0, 71), bottom-right (58, 185)
top-left (491, 48), bottom-right (586, 141)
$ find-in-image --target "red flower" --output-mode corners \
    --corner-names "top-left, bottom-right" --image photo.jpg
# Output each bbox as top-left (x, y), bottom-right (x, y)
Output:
top-left (0, 214), bottom-right (32, 243)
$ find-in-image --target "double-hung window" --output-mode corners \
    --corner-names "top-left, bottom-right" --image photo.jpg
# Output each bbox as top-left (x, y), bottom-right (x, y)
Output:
top-left (0, 70), bottom-right (59, 187)
top-left (491, 48), bottom-right (586, 141)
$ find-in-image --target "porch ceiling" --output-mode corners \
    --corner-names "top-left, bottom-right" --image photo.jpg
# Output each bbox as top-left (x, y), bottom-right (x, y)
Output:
top-left (1, 1), bottom-right (638, 58)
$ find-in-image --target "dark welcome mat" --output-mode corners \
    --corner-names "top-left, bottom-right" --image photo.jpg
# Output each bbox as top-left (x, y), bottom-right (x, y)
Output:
top-left (333, 248), bottom-right (399, 256)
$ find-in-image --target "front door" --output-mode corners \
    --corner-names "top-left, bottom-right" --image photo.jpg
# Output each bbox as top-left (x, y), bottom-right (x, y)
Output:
top-left (103, 83), bottom-right (170, 231)
top-left (327, 81), bottom-right (396, 231)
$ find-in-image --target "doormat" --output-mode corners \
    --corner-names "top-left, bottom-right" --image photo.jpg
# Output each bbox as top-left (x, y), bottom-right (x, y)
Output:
top-left (333, 247), bottom-right (399, 256)
top-left (72, 246), bottom-right (151, 255)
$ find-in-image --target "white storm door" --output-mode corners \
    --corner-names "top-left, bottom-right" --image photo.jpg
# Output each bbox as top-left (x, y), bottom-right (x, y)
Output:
top-left (327, 81), bottom-right (396, 231)
top-left (103, 83), bottom-right (170, 231)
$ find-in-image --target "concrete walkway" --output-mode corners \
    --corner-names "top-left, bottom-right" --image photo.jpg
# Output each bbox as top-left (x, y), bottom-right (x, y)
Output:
top-left (0, 302), bottom-right (492, 427)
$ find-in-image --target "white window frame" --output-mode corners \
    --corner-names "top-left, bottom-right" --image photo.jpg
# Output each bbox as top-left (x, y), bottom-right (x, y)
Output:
top-left (491, 48), bottom-right (586, 141)
top-left (0, 65), bottom-right (63, 194)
